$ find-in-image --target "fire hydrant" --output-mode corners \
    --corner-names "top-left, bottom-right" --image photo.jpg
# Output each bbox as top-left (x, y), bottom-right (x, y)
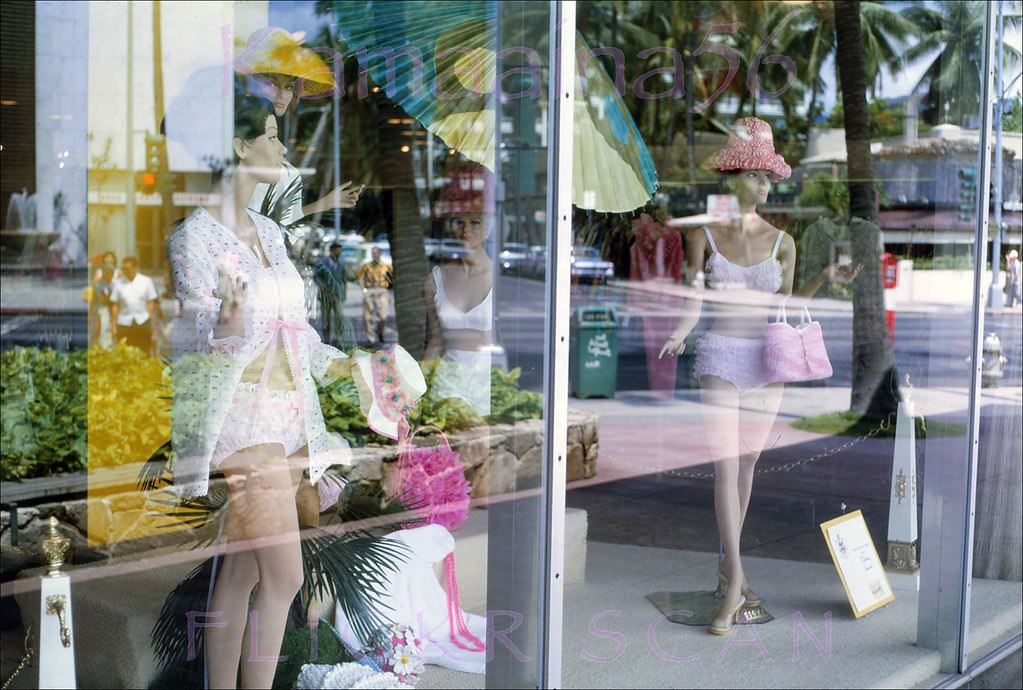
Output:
top-left (982, 332), bottom-right (1007, 387)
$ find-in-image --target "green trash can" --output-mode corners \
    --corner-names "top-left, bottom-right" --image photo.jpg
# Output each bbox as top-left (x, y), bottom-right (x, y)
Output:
top-left (570, 306), bottom-right (619, 399)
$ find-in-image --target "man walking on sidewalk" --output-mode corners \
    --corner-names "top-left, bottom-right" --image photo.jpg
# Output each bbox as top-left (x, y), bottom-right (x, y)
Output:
top-left (314, 242), bottom-right (357, 350)
top-left (110, 256), bottom-right (159, 355)
top-left (1005, 250), bottom-right (1021, 308)
top-left (355, 246), bottom-right (393, 347)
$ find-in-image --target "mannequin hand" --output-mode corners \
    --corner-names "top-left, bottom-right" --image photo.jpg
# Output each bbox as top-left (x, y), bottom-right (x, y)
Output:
top-left (828, 262), bottom-right (863, 285)
top-left (659, 335), bottom-right (687, 359)
top-left (213, 270), bottom-right (247, 338)
top-left (323, 181), bottom-right (363, 210)
top-left (327, 357), bottom-right (354, 380)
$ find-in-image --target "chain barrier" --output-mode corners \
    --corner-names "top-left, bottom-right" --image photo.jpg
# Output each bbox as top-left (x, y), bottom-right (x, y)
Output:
top-left (649, 412), bottom-right (897, 481)
top-left (1, 626), bottom-right (34, 690)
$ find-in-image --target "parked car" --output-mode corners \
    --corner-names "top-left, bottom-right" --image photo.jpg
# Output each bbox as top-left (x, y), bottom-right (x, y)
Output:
top-left (424, 237), bottom-right (441, 261)
top-left (438, 239), bottom-right (471, 262)
top-left (498, 242), bottom-right (529, 274)
top-left (571, 245), bottom-right (614, 284)
top-left (522, 245), bottom-right (547, 280)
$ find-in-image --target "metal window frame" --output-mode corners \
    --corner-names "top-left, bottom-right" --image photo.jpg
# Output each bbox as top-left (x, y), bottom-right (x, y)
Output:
top-left (917, 0), bottom-right (999, 677)
top-left (537, 2), bottom-right (575, 688)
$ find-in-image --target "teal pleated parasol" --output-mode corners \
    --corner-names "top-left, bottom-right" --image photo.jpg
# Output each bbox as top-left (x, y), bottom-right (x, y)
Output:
top-left (334, 0), bottom-right (657, 213)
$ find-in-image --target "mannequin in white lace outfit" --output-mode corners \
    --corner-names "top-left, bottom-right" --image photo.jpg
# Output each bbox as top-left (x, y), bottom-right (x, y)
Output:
top-left (168, 91), bottom-right (360, 688)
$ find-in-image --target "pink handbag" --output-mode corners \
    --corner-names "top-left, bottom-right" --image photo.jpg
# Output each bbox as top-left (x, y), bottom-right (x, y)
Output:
top-left (763, 303), bottom-right (833, 383)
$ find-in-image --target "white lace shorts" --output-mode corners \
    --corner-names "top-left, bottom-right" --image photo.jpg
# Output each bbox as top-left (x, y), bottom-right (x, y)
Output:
top-left (693, 332), bottom-right (769, 392)
top-left (211, 383), bottom-right (306, 467)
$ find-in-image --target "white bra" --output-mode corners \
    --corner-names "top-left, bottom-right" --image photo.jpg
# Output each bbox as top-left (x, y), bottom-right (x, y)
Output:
top-left (703, 226), bottom-right (783, 294)
top-left (432, 265), bottom-right (492, 331)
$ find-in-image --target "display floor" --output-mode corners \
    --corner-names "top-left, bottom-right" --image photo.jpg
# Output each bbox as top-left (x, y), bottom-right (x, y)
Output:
top-left (417, 541), bottom-right (1023, 689)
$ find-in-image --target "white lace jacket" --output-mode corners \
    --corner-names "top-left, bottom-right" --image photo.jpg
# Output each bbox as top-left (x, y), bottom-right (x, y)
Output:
top-left (168, 207), bottom-right (352, 498)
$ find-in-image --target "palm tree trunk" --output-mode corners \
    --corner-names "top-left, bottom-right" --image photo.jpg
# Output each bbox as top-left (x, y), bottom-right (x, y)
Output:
top-left (834, 0), bottom-right (900, 417)
top-left (377, 150), bottom-right (428, 359)
top-left (684, 51), bottom-right (696, 183)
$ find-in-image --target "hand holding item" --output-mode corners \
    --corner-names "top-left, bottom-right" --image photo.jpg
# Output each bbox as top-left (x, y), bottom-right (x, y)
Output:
top-left (214, 265), bottom-right (248, 338)
top-left (828, 262), bottom-right (863, 285)
top-left (659, 333), bottom-right (687, 359)
top-left (324, 180), bottom-right (363, 210)
top-left (327, 356), bottom-right (354, 380)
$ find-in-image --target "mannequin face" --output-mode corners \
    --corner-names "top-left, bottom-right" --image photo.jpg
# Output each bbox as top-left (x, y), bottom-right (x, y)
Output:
top-left (449, 212), bottom-right (488, 250)
top-left (257, 73), bottom-right (296, 116)
top-left (234, 114), bottom-right (286, 183)
top-left (725, 169), bottom-right (772, 207)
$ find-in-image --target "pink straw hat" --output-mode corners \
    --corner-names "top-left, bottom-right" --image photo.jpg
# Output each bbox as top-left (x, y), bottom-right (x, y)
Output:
top-left (701, 117), bottom-right (791, 181)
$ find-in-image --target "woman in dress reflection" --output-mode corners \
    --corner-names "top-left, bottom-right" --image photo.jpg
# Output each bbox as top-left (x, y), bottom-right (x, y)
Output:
top-left (89, 251), bottom-right (118, 347)
top-left (659, 118), bottom-right (859, 636)
top-left (167, 87), bottom-right (363, 688)
top-left (423, 164), bottom-right (495, 418)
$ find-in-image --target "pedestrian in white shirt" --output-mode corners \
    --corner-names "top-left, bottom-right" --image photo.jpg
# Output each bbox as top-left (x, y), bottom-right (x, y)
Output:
top-left (110, 256), bottom-right (159, 355)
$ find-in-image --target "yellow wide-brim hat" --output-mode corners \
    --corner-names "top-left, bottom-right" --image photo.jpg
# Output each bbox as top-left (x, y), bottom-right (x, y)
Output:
top-left (236, 27), bottom-right (335, 97)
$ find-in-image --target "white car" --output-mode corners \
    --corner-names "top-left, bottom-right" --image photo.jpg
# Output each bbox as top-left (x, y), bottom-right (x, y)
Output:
top-left (439, 239), bottom-right (471, 262)
top-left (424, 237), bottom-right (441, 260)
top-left (498, 242), bottom-right (529, 274)
top-left (571, 246), bottom-right (614, 284)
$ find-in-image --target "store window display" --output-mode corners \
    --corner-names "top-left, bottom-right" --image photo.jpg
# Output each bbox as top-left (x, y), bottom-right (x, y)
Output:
top-left (166, 88), bottom-right (375, 688)
top-left (238, 28), bottom-right (363, 229)
top-left (659, 117), bottom-right (860, 635)
top-left (423, 164), bottom-right (496, 417)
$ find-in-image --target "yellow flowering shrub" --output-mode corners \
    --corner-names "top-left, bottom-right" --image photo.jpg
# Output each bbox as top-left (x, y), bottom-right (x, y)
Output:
top-left (87, 343), bottom-right (171, 470)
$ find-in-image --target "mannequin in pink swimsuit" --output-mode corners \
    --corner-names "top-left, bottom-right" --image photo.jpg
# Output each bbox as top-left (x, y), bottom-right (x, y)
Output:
top-left (659, 118), bottom-right (859, 635)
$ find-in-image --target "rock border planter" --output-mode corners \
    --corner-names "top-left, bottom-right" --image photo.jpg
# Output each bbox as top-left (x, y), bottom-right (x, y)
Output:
top-left (0, 410), bottom-right (599, 564)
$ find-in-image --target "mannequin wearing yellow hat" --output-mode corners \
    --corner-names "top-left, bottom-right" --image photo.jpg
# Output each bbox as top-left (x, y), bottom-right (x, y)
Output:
top-left (659, 118), bottom-right (859, 636)
top-left (238, 28), bottom-right (364, 228)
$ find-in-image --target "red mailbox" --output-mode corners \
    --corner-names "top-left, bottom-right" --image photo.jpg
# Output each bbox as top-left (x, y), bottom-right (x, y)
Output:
top-left (881, 252), bottom-right (899, 289)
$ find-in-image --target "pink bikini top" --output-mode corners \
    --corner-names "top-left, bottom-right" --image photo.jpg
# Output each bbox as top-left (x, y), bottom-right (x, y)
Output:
top-left (703, 226), bottom-right (783, 293)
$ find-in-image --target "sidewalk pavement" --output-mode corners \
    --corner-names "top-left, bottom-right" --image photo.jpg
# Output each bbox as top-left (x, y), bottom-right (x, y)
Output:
top-left (567, 384), bottom-right (1022, 494)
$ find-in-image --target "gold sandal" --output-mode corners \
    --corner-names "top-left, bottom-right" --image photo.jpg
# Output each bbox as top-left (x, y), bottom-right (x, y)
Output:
top-left (709, 594), bottom-right (746, 636)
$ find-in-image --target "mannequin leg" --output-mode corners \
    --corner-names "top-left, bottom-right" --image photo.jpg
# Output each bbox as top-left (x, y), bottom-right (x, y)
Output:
top-left (206, 444), bottom-right (304, 690)
top-left (206, 547), bottom-right (258, 689)
top-left (699, 376), bottom-right (745, 628)
top-left (732, 383), bottom-right (785, 594)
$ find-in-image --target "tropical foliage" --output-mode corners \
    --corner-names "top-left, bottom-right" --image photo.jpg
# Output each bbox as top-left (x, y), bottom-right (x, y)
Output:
top-left (899, 1), bottom-right (1021, 126)
top-left (825, 97), bottom-right (915, 139)
top-left (1, 347), bottom-right (87, 480)
top-left (1, 346), bottom-right (543, 480)
top-left (1004, 94), bottom-right (1023, 133)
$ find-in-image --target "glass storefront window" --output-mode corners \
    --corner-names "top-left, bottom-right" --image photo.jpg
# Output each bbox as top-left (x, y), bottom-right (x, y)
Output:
top-left (564, 0), bottom-right (1021, 687)
top-left (0, 2), bottom-right (1019, 689)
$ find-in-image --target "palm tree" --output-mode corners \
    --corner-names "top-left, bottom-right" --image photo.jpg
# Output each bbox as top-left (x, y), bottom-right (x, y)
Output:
top-left (778, 2), bottom-right (917, 129)
top-left (834, 0), bottom-right (900, 418)
top-left (899, 1), bottom-right (1021, 126)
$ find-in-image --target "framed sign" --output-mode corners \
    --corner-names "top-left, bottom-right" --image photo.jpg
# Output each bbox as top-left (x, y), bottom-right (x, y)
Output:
top-left (820, 510), bottom-right (895, 618)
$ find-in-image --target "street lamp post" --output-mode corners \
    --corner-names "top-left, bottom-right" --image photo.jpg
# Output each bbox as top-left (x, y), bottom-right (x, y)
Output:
top-left (988, 0), bottom-right (1006, 309)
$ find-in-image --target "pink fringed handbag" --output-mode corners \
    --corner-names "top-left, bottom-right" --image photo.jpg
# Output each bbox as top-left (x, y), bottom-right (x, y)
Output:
top-left (391, 423), bottom-right (484, 653)
top-left (763, 302), bottom-right (833, 383)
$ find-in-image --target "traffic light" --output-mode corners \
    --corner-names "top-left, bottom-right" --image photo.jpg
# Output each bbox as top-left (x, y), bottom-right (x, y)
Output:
top-left (958, 166), bottom-right (977, 223)
top-left (142, 134), bottom-right (162, 194)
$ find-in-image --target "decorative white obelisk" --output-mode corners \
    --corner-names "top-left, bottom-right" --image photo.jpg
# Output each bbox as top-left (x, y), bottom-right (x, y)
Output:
top-left (887, 378), bottom-right (920, 591)
top-left (39, 516), bottom-right (76, 689)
